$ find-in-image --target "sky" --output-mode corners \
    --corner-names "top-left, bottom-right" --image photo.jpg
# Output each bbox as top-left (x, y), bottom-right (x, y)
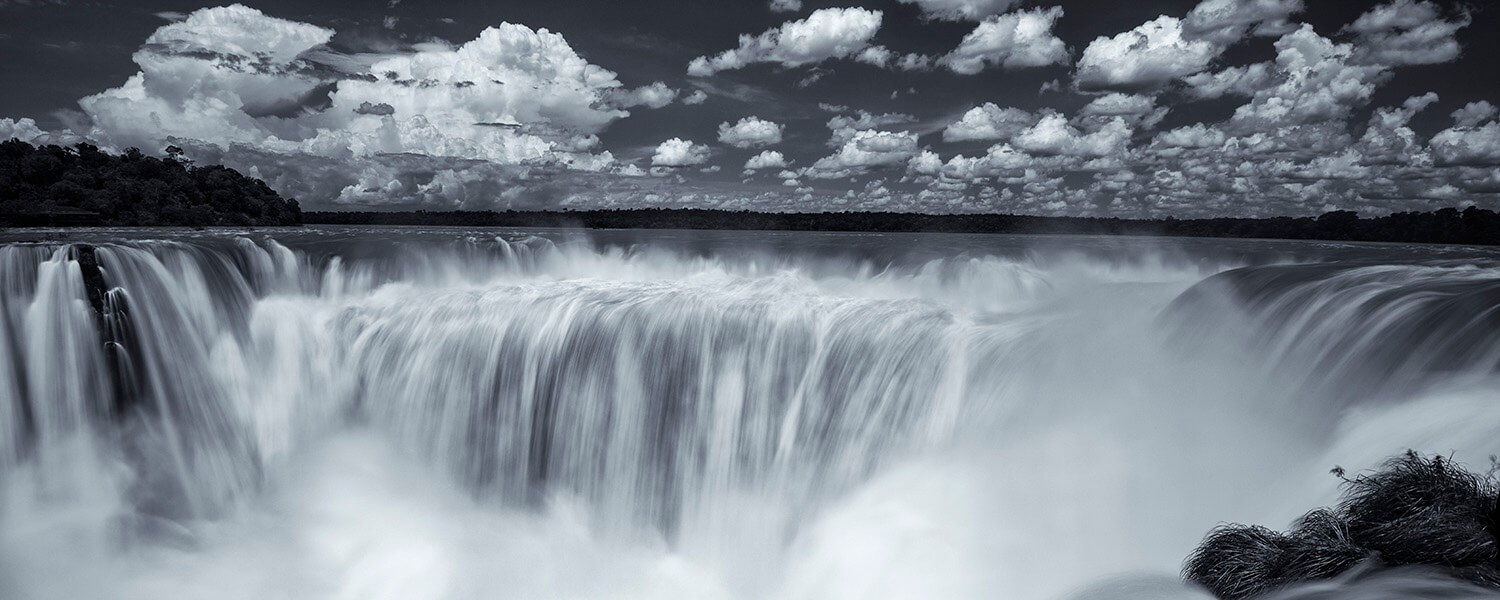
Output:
top-left (0, 0), bottom-right (1497, 217)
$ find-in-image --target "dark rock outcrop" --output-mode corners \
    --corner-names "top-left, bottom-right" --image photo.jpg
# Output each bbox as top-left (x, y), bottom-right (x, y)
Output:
top-left (68, 244), bottom-right (142, 416)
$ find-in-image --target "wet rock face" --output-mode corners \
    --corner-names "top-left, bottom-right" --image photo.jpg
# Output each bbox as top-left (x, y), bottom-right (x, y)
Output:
top-left (1185, 452), bottom-right (1500, 599)
top-left (67, 243), bottom-right (141, 417)
top-left (69, 244), bottom-right (107, 318)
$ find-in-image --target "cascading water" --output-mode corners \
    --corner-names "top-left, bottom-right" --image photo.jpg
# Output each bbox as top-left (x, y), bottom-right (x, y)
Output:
top-left (1, 227), bottom-right (1499, 600)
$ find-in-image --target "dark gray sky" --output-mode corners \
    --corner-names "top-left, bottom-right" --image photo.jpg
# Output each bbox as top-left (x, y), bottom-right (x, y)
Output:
top-left (1, 0), bottom-right (1497, 217)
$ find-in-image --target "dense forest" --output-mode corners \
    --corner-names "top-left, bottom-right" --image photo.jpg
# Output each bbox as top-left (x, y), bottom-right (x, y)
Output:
top-left (0, 139), bottom-right (301, 226)
top-left (307, 206), bottom-right (1500, 246)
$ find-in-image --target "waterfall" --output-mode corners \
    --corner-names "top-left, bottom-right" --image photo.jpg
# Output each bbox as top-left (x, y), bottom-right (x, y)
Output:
top-left (2, 229), bottom-right (1499, 599)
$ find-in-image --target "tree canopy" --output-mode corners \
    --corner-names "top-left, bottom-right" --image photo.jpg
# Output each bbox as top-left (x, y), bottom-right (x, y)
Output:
top-left (0, 139), bottom-right (300, 226)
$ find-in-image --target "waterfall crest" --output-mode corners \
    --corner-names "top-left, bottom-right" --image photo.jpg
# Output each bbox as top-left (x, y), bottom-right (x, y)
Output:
top-left (3, 229), bottom-right (1500, 599)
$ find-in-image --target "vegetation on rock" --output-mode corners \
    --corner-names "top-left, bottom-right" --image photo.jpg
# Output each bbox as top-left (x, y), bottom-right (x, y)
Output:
top-left (1185, 452), bottom-right (1500, 599)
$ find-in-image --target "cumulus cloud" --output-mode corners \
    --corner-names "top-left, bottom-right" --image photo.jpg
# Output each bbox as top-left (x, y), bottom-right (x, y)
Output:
top-left (1181, 62), bottom-right (1276, 98)
top-left (744, 150), bottom-right (789, 171)
top-left (1226, 25), bottom-right (1389, 131)
top-left (941, 103), bottom-right (1038, 142)
top-left (853, 46), bottom-right (934, 71)
top-left (861, 15), bottom-right (1489, 218)
top-left (897, 0), bottom-right (1019, 22)
top-left (15, 0), bottom-right (1493, 216)
top-left (807, 129), bottom-right (919, 178)
top-left (826, 110), bottom-right (918, 146)
top-left (1182, 0), bottom-right (1303, 45)
top-left (938, 7), bottom-right (1068, 74)
top-left (0, 117), bottom-right (45, 143)
top-left (1451, 101), bottom-right (1497, 129)
top-left (718, 116), bottom-right (784, 148)
top-left (907, 150), bottom-right (944, 176)
top-left (326, 24), bottom-right (631, 145)
top-left (1357, 92), bottom-right (1439, 165)
top-left (50, 4), bottom-right (795, 210)
top-left (1075, 16), bottom-right (1222, 91)
top-left (1345, 0), bottom-right (1470, 66)
top-left (143, 3), bottom-right (332, 63)
top-left (769, 0), bottom-right (801, 12)
top-left (929, 143), bottom-right (1042, 181)
top-left (607, 81), bottom-right (678, 109)
top-left (687, 8), bottom-right (883, 76)
top-left (651, 137), bottom-right (711, 166)
top-left (1431, 122), bottom-right (1500, 166)
top-left (1013, 113), bottom-right (1133, 157)
top-left (79, 4), bottom-right (335, 149)
top-left (1077, 93), bottom-right (1168, 130)
top-left (1153, 123), bottom-right (1228, 149)
top-left (80, 4), bottom-right (635, 171)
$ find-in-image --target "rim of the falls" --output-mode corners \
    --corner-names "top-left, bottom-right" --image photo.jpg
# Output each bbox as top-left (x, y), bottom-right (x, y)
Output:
top-left (3, 227), bottom-right (1500, 600)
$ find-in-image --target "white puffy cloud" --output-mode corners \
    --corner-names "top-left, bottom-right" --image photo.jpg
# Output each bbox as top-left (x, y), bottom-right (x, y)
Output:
top-left (807, 129), bottom-right (919, 178)
top-left (1075, 16), bottom-right (1222, 91)
top-left (907, 150), bottom-right (944, 176)
top-left (1013, 113), bottom-right (1133, 157)
top-left (1344, 92), bottom-right (1438, 168)
top-left (1182, 0), bottom-right (1303, 45)
top-left (1451, 101), bottom-right (1497, 128)
top-left (744, 150), bottom-right (789, 171)
top-left (827, 110), bottom-right (916, 131)
top-left (607, 81), bottom-right (677, 109)
top-left (1279, 149), bottom-right (1371, 181)
top-left (938, 7), bottom-right (1068, 74)
top-left (651, 137), bottom-right (712, 166)
top-left (1226, 25), bottom-right (1389, 131)
top-left (1431, 122), bottom-right (1500, 166)
top-left (1357, 92), bottom-right (1438, 165)
top-left (1346, 0), bottom-right (1470, 66)
top-left (143, 3), bottom-right (333, 63)
top-left (1153, 123), bottom-right (1228, 149)
top-left (769, 0), bottom-right (802, 13)
top-left (80, 5), bottom-right (632, 171)
top-left (0, 117), bottom-right (45, 143)
top-left (326, 24), bottom-right (629, 142)
top-left (826, 110), bottom-right (918, 146)
top-left (897, 0), bottom-right (1018, 22)
top-left (1181, 62), bottom-right (1276, 98)
top-left (79, 4), bottom-right (335, 150)
top-left (855, 46), bottom-right (892, 67)
top-left (687, 8), bottom-right (883, 76)
top-left (932, 144), bottom-right (1042, 181)
top-left (717, 116), bottom-right (784, 148)
top-left (853, 46), bottom-right (934, 71)
top-left (22, 0), bottom-right (1493, 216)
top-left (1077, 93), bottom-right (1168, 130)
top-left (941, 103), bottom-right (1037, 142)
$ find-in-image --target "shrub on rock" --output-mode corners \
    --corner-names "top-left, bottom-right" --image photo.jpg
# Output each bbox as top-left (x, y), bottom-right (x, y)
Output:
top-left (1185, 452), bottom-right (1500, 599)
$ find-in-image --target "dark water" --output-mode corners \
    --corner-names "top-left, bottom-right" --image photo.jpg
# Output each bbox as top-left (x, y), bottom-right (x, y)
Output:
top-left (1, 226), bottom-right (1498, 599)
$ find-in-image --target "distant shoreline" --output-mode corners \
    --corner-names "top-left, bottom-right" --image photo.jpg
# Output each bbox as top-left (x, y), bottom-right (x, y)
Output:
top-left (5, 140), bottom-right (1496, 245)
top-left (299, 207), bottom-right (1500, 246)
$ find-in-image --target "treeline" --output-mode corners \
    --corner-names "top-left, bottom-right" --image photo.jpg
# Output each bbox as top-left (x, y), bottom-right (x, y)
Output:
top-left (306, 206), bottom-right (1500, 246)
top-left (4, 135), bottom-right (1494, 244)
top-left (0, 139), bottom-right (301, 226)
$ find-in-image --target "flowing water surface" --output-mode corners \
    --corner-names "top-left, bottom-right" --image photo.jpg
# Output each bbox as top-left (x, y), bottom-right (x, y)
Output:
top-left (2, 226), bottom-right (1499, 599)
